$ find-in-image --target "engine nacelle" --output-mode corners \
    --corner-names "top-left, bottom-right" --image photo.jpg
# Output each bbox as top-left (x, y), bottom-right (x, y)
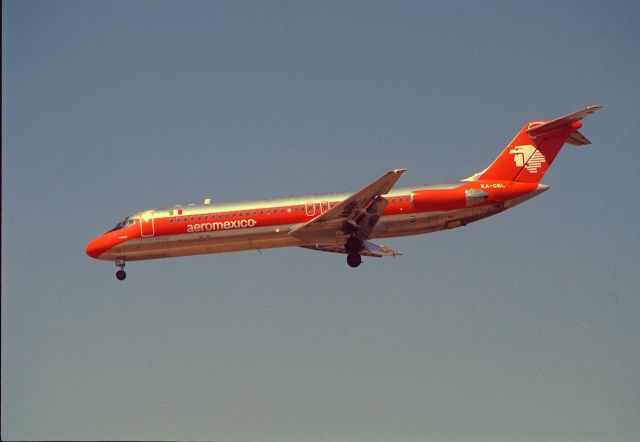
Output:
top-left (411, 188), bottom-right (489, 211)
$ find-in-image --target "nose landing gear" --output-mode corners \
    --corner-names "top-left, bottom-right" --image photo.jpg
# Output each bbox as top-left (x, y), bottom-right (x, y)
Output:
top-left (115, 258), bottom-right (126, 281)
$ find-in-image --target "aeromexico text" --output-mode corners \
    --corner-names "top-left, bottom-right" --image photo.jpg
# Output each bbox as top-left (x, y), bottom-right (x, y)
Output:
top-left (186, 219), bottom-right (257, 233)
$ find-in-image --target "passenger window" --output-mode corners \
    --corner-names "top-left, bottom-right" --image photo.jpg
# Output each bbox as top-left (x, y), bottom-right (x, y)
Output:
top-left (246, 211), bottom-right (250, 216)
top-left (218, 214), bottom-right (223, 219)
top-left (204, 215), bottom-right (208, 220)
top-left (176, 218), bottom-right (181, 223)
top-left (253, 210), bottom-right (257, 215)
top-left (280, 208), bottom-right (285, 213)
top-left (232, 213), bottom-right (236, 218)
top-left (198, 216), bottom-right (202, 221)
top-left (183, 217), bottom-right (187, 222)
top-left (225, 213), bottom-right (229, 218)
top-left (294, 207), bottom-right (298, 212)
top-left (392, 198), bottom-right (396, 203)
top-left (260, 210), bottom-right (264, 215)
top-left (267, 209), bottom-right (271, 214)
top-left (287, 208), bottom-right (291, 213)
top-left (169, 218), bottom-right (174, 223)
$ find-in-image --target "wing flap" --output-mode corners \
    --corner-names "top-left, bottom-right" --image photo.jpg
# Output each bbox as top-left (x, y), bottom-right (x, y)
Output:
top-left (300, 240), bottom-right (401, 258)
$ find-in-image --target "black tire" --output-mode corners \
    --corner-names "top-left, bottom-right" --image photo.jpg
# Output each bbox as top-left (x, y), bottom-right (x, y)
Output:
top-left (347, 253), bottom-right (362, 268)
top-left (116, 270), bottom-right (127, 281)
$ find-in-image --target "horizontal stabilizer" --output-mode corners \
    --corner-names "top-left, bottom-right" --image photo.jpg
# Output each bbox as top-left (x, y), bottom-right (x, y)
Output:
top-left (527, 105), bottom-right (603, 139)
top-left (566, 129), bottom-right (591, 146)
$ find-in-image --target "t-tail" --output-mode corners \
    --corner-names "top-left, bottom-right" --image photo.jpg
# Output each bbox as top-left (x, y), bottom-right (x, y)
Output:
top-left (465, 106), bottom-right (603, 183)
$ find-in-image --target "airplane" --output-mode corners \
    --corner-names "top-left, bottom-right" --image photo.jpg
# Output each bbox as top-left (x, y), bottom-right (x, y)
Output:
top-left (86, 106), bottom-right (602, 280)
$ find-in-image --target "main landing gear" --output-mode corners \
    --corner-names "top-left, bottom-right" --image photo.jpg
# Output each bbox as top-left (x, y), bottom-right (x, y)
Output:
top-left (345, 237), bottom-right (363, 268)
top-left (115, 257), bottom-right (126, 281)
top-left (347, 253), bottom-right (362, 268)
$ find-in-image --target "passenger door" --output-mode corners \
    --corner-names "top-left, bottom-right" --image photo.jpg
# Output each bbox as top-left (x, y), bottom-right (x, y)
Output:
top-left (139, 211), bottom-right (155, 237)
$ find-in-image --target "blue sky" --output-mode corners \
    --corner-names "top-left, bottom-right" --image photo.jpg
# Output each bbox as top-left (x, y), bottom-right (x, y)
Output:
top-left (3, 1), bottom-right (640, 440)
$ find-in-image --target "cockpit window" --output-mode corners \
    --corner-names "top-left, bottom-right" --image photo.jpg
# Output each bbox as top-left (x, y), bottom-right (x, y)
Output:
top-left (108, 216), bottom-right (135, 232)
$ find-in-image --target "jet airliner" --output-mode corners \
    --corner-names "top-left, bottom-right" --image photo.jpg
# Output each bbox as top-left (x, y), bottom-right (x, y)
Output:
top-left (86, 106), bottom-right (601, 280)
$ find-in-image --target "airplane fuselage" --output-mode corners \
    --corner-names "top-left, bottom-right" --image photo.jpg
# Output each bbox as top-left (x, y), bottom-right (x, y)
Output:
top-left (86, 179), bottom-right (547, 262)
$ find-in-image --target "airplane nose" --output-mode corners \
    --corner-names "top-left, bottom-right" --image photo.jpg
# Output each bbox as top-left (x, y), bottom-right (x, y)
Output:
top-left (85, 237), bottom-right (105, 259)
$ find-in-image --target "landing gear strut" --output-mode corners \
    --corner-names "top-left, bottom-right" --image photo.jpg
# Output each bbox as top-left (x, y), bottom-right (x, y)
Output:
top-left (115, 257), bottom-right (126, 281)
top-left (345, 237), bottom-right (362, 254)
top-left (346, 237), bottom-right (363, 268)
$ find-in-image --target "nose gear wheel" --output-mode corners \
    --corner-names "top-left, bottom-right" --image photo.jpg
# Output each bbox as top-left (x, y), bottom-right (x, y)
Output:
top-left (115, 258), bottom-right (126, 281)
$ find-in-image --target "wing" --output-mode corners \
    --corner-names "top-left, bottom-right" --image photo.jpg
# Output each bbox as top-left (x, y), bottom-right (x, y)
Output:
top-left (301, 240), bottom-right (401, 258)
top-left (289, 168), bottom-right (407, 243)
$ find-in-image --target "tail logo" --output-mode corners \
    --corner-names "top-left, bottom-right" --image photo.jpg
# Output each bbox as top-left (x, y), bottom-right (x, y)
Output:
top-left (509, 144), bottom-right (546, 174)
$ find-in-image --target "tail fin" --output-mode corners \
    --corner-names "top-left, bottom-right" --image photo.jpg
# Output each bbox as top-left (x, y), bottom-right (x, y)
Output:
top-left (466, 106), bottom-right (602, 183)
